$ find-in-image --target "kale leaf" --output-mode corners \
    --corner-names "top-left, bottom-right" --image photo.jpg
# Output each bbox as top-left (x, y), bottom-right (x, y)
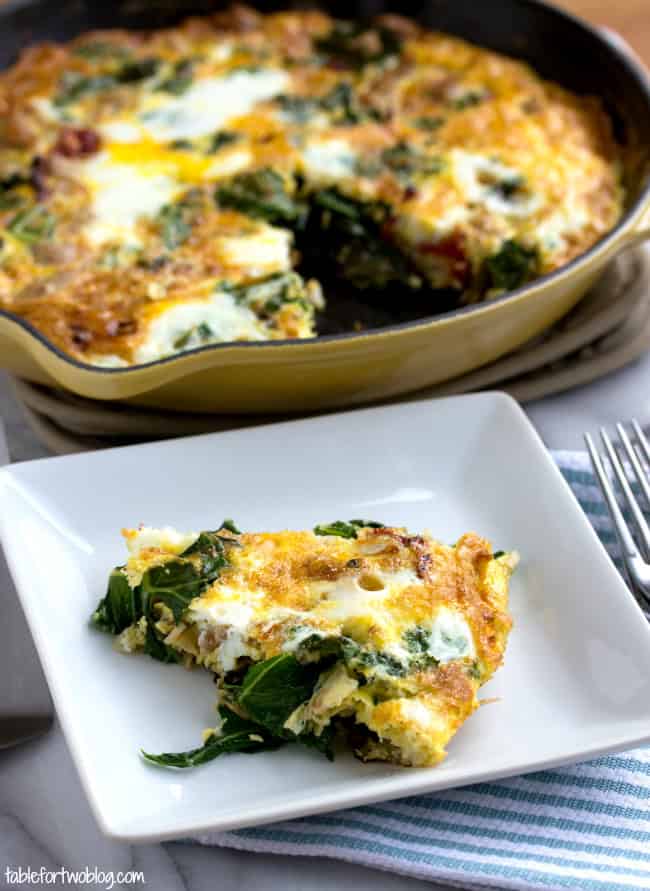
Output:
top-left (142, 655), bottom-right (330, 769)
top-left (298, 724), bottom-right (335, 761)
top-left (226, 272), bottom-right (308, 315)
top-left (72, 42), bottom-right (132, 61)
top-left (0, 173), bottom-right (29, 210)
top-left (215, 169), bottom-right (308, 226)
top-left (313, 188), bottom-right (369, 226)
top-left (484, 240), bottom-right (538, 292)
top-left (141, 708), bottom-right (280, 768)
top-left (235, 654), bottom-right (322, 736)
top-left (315, 21), bottom-right (402, 69)
top-left (53, 57), bottom-right (160, 106)
top-left (380, 142), bottom-right (445, 181)
top-left (314, 519), bottom-right (384, 539)
top-left (276, 83), bottom-right (381, 126)
top-left (403, 625), bottom-right (430, 655)
top-left (402, 625), bottom-right (439, 671)
top-left (451, 91), bottom-right (485, 111)
top-left (140, 530), bottom-right (231, 622)
top-left (53, 72), bottom-right (117, 106)
top-left (117, 57), bottom-right (161, 84)
top-left (309, 189), bottom-right (420, 290)
top-left (91, 523), bottom-right (238, 637)
top-left (91, 567), bottom-right (140, 634)
top-left (142, 622), bottom-right (183, 664)
top-left (155, 190), bottom-right (202, 250)
top-left (7, 205), bottom-right (56, 243)
top-left (414, 116), bottom-right (444, 131)
top-left (156, 59), bottom-right (194, 95)
top-left (206, 130), bottom-right (240, 154)
top-left (173, 322), bottom-right (213, 351)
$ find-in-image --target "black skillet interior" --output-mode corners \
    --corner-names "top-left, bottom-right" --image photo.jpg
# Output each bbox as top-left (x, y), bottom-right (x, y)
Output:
top-left (1, 0), bottom-right (649, 334)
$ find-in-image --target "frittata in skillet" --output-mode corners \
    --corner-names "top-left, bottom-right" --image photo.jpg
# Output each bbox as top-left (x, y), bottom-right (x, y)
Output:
top-left (91, 519), bottom-right (517, 768)
top-left (0, 6), bottom-right (622, 366)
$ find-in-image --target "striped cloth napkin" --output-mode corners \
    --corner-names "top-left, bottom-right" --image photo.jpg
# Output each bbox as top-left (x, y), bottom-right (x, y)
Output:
top-left (193, 450), bottom-right (650, 891)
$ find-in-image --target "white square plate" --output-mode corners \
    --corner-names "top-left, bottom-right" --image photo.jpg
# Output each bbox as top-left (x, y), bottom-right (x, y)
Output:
top-left (2, 393), bottom-right (650, 842)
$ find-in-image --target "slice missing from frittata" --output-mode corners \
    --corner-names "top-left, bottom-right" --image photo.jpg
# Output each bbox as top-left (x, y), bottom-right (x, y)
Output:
top-left (91, 519), bottom-right (517, 768)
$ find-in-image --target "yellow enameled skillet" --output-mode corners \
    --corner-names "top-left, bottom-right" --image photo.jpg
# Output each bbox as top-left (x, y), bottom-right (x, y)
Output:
top-left (0, 0), bottom-right (648, 412)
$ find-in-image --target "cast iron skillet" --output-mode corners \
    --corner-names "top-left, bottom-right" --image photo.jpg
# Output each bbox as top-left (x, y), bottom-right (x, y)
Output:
top-left (0, 0), bottom-right (649, 371)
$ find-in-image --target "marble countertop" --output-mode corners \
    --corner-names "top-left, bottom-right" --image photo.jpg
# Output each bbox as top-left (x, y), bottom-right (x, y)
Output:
top-left (1, 355), bottom-right (649, 891)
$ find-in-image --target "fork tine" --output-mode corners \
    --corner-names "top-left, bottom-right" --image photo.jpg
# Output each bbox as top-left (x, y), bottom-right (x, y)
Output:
top-left (616, 423), bottom-right (650, 508)
top-left (632, 419), bottom-right (650, 466)
top-left (584, 434), bottom-right (642, 565)
top-left (600, 427), bottom-right (650, 556)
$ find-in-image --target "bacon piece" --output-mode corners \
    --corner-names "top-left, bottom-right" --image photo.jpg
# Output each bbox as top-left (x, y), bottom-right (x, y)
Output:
top-left (54, 127), bottom-right (101, 158)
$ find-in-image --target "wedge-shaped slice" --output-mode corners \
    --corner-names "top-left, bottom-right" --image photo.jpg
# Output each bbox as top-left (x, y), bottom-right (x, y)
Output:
top-left (91, 519), bottom-right (517, 767)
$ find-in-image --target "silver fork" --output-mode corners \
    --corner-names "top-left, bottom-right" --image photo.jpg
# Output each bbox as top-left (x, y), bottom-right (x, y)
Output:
top-left (585, 420), bottom-right (650, 602)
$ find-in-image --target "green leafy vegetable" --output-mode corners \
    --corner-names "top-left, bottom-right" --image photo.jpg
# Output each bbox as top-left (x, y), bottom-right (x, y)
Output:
top-left (492, 550), bottom-right (505, 559)
top-left (300, 633), bottom-right (407, 678)
top-left (220, 518), bottom-right (241, 534)
top-left (7, 205), bottom-right (56, 243)
top-left (91, 567), bottom-right (140, 634)
top-left (118, 57), bottom-right (161, 84)
top-left (402, 625), bottom-right (440, 672)
top-left (314, 519), bottom-right (384, 539)
top-left (53, 72), bottom-right (117, 106)
top-left (0, 173), bottom-right (30, 210)
top-left (155, 191), bottom-right (202, 250)
top-left (451, 91), bottom-right (485, 110)
top-left (143, 654), bottom-right (330, 769)
top-left (53, 57), bottom-right (160, 105)
top-left (173, 322), bottom-right (213, 351)
top-left (484, 240), bottom-right (538, 292)
top-left (143, 622), bottom-right (183, 664)
top-left (157, 59), bottom-right (194, 95)
top-left (236, 654), bottom-right (322, 735)
top-left (206, 130), bottom-right (240, 154)
top-left (403, 625), bottom-right (430, 655)
top-left (414, 116), bottom-right (444, 131)
top-left (381, 142), bottom-right (445, 180)
top-left (315, 21), bottom-right (402, 69)
top-left (299, 724), bottom-right (335, 761)
top-left (226, 272), bottom-right (309, 315)
top-left (275, 93), bottom-right (317, 123)
top-left (313, 188), bottom-right (367, 223)
top-left (139, 530), bottom-right (231, 623)
top-left (91, 524), bottom-right (239, 646)
top-left (72, 42), bottom-right (132, 61)
top-left (309, 188), bottom-right (420, 290)
top-left (491, 177), bottom-right (525, 200)
top-left (169, 138), bottom-right (194, 151)
top-left (142, 708), bottom-right (280, 768)
top-left (140, 560), bottom-right (208, 623)
top-left (215, 169), bottom-right (308, 226)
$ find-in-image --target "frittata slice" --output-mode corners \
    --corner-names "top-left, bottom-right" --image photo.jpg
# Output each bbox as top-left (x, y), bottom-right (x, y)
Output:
top-left (92, 518), bottom-right (517, 768)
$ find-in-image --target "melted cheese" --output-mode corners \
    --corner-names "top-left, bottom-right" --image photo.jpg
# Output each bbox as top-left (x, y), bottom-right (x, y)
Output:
top-left (134, 291), bottom-right (265, 363)
top-left (216, 225), bottom-right (292, 275)
top-left (301, 139), bottom-right (358, 183)
top-left (124, 526), bottom-right (198, 557)
top-left (78, 153), bottom-right (179, 246)
top-left (106, 70), bottom-right (290, 144)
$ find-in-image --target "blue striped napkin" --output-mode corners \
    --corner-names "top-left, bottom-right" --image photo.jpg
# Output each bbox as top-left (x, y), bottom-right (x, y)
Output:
top-left (194, 450), bottom-right (650, 891)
